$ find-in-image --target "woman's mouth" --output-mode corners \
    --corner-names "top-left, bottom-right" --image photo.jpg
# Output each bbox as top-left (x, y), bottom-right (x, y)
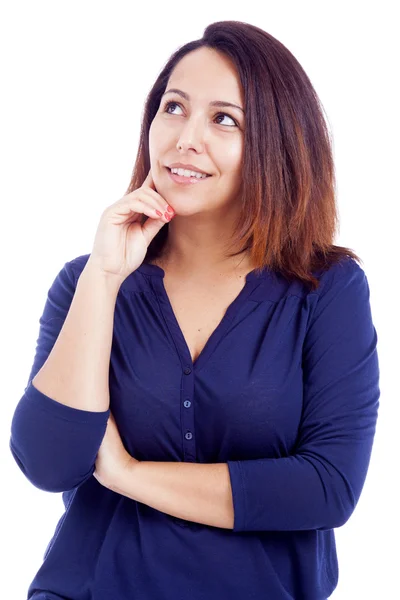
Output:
top-left (166, 167), bottom-right (212, 186)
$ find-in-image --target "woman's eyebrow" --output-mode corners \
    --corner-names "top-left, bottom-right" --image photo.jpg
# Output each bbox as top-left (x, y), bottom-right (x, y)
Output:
top-left (162, 88), bottom-right (245, 114)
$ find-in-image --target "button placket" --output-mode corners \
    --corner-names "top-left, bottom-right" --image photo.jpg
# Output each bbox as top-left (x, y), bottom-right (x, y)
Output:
top-left (181, 365), bottom-right (196, 462)
top-left (171, 365), bottom-right (196, 528)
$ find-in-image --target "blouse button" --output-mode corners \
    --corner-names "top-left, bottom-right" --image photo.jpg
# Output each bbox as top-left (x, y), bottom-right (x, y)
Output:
top-left (184, 400), bottom-right (191, 408)
top-left (185, 432), bottom-right (193, 440)
top-left (184, 367), bottom-right (192, 375)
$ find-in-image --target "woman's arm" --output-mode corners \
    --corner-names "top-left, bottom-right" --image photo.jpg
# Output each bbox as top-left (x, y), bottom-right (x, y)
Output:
top-left (112, 460), bottom-right (235, 530)
top-left (32, 259), bottom-right (122, 412)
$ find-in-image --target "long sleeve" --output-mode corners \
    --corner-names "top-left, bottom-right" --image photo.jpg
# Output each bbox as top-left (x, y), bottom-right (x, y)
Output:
top-left (9, 258), bottom-right (110, 492)
top-left (227, 258), bottom-right (380, 532)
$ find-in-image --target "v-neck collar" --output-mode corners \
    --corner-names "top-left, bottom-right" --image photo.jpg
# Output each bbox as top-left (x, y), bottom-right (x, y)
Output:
top-left (137, 262), bottom-right (266, 371)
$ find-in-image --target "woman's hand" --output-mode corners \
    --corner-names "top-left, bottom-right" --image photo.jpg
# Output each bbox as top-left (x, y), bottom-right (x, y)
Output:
top-left (93, 411), bottom-right (139, 491)
top-left (87, 169), bottom-right (175, 283)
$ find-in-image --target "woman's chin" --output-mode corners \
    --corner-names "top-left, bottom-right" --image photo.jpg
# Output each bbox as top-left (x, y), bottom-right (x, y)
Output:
top-left (163, 198), bottom-right (201, 216)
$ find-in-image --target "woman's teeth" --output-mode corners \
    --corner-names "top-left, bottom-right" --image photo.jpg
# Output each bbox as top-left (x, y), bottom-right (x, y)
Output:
top-left (170, 167), bottom-right (209, 179)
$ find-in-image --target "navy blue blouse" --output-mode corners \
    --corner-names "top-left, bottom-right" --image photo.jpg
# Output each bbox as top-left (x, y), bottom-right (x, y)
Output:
top-left (9, 253), bottom-right (380, 600)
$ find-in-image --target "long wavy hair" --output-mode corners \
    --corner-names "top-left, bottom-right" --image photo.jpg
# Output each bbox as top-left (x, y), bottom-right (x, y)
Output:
top-left (124, 20), bottom-right (361, 291)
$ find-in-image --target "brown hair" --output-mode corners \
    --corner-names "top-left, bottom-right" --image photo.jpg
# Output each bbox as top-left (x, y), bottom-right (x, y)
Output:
top-left (125, 20), bottom-right (361, 292)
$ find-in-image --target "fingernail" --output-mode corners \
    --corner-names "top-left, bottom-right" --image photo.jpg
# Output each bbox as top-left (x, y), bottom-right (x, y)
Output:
top-left (155, 210), bottom-right (163, 217)
top-left (164, 212), bottom-right (172, 221)
top-left (166, 205), bottom-right (174, 214)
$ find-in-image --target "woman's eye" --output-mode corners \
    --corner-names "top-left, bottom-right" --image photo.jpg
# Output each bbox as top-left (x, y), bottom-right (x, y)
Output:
top-left (163, 101), bottom-right (237, 127)
top-left (214, 113), bottom-right (237, 127)
top-left (164, 102), bottom-right (183, 116)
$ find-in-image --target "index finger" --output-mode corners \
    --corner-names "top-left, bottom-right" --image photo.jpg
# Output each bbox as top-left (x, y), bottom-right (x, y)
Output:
top-left (144, 168), bottom-right (156, 190)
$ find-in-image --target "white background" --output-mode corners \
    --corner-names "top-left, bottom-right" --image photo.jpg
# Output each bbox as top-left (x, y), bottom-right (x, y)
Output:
top-left (1, 1), bottom-right (398, 598)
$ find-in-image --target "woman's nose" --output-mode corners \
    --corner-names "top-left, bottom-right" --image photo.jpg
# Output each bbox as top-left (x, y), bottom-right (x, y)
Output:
top-left (177, 118), bottom-right (206, 153)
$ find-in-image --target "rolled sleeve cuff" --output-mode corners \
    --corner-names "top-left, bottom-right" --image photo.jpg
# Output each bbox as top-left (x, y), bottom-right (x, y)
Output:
top-left (227, 460), bottom-right (247, 532)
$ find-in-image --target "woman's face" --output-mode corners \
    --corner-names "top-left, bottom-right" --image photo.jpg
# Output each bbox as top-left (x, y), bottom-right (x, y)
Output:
top-left (149, 47), bottom-right (245, 217)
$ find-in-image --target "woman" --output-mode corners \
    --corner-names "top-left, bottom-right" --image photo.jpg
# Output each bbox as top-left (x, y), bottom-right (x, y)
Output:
top-left (10, 20), bottom-right (380, 600)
